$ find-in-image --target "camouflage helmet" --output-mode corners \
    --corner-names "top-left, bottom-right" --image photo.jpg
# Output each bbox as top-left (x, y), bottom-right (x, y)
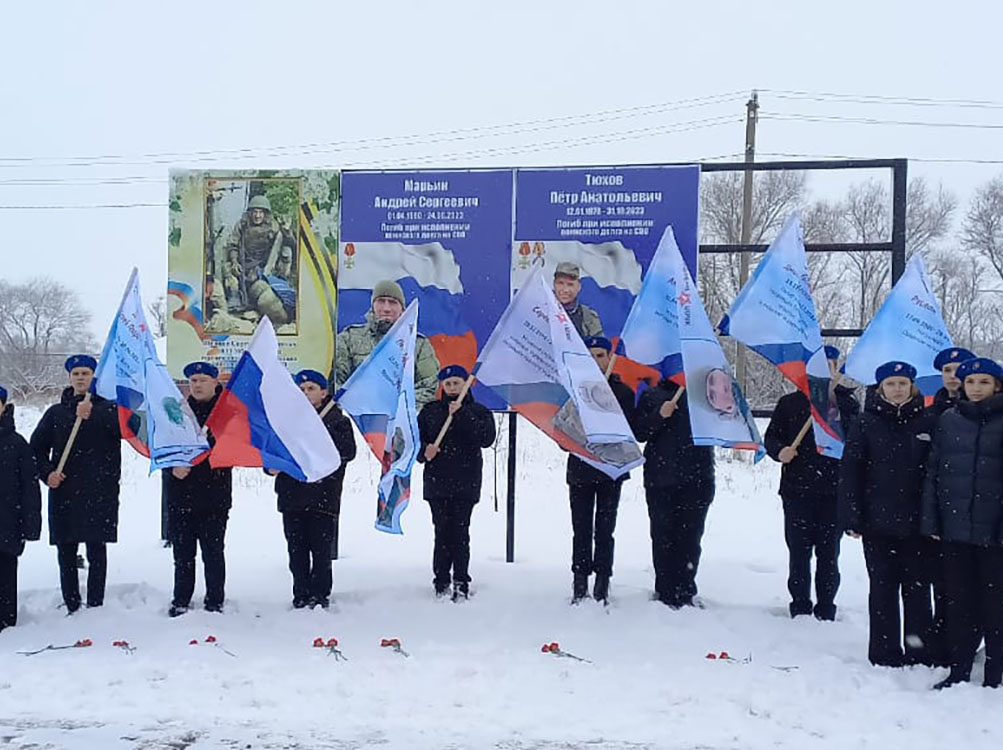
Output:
top-left (248, 195), bottom-right (272, 213)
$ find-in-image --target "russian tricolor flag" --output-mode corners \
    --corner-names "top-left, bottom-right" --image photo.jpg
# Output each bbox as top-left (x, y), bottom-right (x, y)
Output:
top-left (207, 317), bottom-right (340, 482)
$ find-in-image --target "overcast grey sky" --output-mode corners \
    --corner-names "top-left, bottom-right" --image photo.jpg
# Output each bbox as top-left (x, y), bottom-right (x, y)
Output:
top-left (2, 0), bottom-right (1001, 338)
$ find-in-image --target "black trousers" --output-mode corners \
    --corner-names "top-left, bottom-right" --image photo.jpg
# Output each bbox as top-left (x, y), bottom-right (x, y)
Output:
top-left (942, 542), bottom-right (1003, 686)
top-left (644, 484), bottom-right (713, 606)
top-left (782, 493), bottom-right (840, 618)
top-left (283, 510), bottom-right (335, 604)
top-left (428, 497), bottom-right (475, 587)
top-left (0, 552), bottom-right (16, 630)
top-left (922, 537), bottom-right (951, 667)
top-left (170, 511), bottom-right (228, 610)
top-left (862, 535), bottom-right (933, 666)
top-left (56, 542), bottom-right (107, 609)
top-left (569, 480), bottom-right (622, 577)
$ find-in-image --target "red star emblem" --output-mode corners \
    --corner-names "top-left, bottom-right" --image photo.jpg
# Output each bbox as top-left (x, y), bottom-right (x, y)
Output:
top-left (678, 291), bottom-right (691, 306)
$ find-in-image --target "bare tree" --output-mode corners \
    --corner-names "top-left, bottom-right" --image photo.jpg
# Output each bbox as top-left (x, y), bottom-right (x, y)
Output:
top-left (962, 175), bottom-right (1003, 285)
top-left (0, 277), bottom-right (94, 400)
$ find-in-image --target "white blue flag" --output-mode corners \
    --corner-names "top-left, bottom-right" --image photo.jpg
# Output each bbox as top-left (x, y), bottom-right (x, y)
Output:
top-left (335, 300), bottom-right (420, 535)
top-left (93, 268), bottom-right (210, 471)
top-left (844, 255), bottom-right (953, 396)
top-left (621, 227), bottom-right (763, 459)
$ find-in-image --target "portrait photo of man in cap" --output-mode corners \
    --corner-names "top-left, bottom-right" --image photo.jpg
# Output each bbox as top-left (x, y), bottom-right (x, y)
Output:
top-left (552, 262), bottom-right (604, 340)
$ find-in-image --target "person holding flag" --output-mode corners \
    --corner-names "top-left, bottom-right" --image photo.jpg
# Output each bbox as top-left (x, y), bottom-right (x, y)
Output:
top-left (839, 361), bottom-right (937, 667)
top-left (618, 225), bottom-right (761, 608)
top-left (274, 370), bottom-right (357, 610)
top-left (765, 345), bottom-right (859, 621)
top-left (562, 337), bottom-right (636, 605)
top-left (0, 385), bottom-right (42, 632)
top-left (719, 215), bottom-right (844, 459)
top-left (30, 355), bottom-right (121, 613)
top-left (165, 362), bottom-right (231, 617)
top-left (417, 364), bottom-right (496, 601)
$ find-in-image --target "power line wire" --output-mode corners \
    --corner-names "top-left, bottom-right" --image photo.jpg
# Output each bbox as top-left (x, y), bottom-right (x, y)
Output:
top-left (0, 91), bottom-right (745, 169)
top-left (762, 113), bottom-right (1003, 131)
top-left (760, 88), bottom-right (1003, 111)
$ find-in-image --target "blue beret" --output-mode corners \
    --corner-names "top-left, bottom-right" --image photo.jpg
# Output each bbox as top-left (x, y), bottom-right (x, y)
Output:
top-left (0, 385), bottom-right (7, 403)
top-left (183, 361), bottom-right (219, 379)
top-left (875, 360), bottom-right (917, 384)
top-left (583, 336), bottom-right (613, 353)
top-left (438, 364), bottom-right (469, 381)
top-left (957, 357), bottom-right (1003, 383)
top-left (824, 345), bottom-right (840, 361)
top-left (933, 347), bottom-right (975, 371)
top-left (64, 354), bottom-right (97, 373)
top-left (294, 369), bottom-right (328, 389)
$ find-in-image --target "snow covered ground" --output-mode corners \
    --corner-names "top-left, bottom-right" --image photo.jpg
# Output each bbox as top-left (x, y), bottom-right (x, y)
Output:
top-left (1, 408), bottom-right (999, 749)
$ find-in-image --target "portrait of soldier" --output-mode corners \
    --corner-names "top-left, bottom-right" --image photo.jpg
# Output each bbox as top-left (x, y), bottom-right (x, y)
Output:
top-left (552, 262), bottom-right (604, 339)
top-left (206, 189), bottom-right (298, 334)
top-left (335, 280), bottom-right (441, 410)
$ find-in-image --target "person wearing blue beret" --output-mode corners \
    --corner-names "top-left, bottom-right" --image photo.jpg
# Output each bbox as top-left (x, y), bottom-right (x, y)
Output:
top-left (30, 355), bottom-right (120, 613)
top-left (764, 345), bottom-right (859, 620)
top-left (272, 369), bottom-right (357, 609)
top-left (564, 336), bottom-right (636, 605)
top-left (922, 356), bottom-right (1003, 689)
top-left (839, 361), bottom-right (938, 668)
top-left (165, 362), bottom-right (230, 617)
top-left (929, 347), bottom-right (976, 417)
top-left (0, 386), bottom-right (42, 632)
top-left (417, 364), bottom-right (496, 601)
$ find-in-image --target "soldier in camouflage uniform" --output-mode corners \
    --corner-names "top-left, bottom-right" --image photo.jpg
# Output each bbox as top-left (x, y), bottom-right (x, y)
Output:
top-left (335, 280), bottom-right (441, 409)
top-left (223, 194), bottom-right (297, 326)
top-left (553, 262), bottom-right (604, 339)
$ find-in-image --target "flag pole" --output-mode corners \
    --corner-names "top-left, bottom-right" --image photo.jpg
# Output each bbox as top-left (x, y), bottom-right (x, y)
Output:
top-left (668, 385), bottom-right (686, 407)
top-left (55, 392), bottom-right (92, 476)
top-left (603, 353), bottom-right (618, 378)
top-left (790, 415), bottom-right (814, 450)
top-left (432, 374), bottom-right (476, 449)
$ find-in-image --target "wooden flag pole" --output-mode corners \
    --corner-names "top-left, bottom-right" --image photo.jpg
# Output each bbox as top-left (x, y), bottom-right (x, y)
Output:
top-left (790, 415), bottom-right (814, 450)
top-left (432, 374), bottom-right (476, 450)
top-left (55, 392), bottom-right (92, 476)
top-left (318, 399), bottom-right (336, 420)
top-left (603, 353), bottom-right (618, 378)
top-left (668, 385), bottom-right (686, 407)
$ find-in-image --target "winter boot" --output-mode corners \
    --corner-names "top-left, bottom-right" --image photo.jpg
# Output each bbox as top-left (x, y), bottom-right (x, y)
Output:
top-left (572, 573), bottom-right (589, 604)
top-left (593, 574), bottom-right (610, 604)
top-left (292, 598), bottom-right (309, 609)
top-left (933, 672), bottom-right (969, 690)
top-left (168, 604), bottom-right (188, 618)
top-left (452, 582), bottom-right (469, 602)
top-left (434, 582), bottom-right (450, 598)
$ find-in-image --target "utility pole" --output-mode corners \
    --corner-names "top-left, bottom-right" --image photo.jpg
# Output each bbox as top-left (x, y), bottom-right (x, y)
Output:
top-left (735, 90), bottom-right (759, 393)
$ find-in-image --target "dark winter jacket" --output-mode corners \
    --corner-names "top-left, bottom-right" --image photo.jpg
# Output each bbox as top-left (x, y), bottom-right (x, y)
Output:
top-left (921, 393), bottom-right (1003, 546)
top-left (838, 388), bottom-right (937, 537)
top-left (164, 388), bottom-right (232, 519)
top-left (417, 391), bottom-right (496, 501)
top-left (765, 386), bottom-right (859, 498)
top-left (927, 387), bottom-right (963, 418)
top-left (0, 404), bottom-right (42, 556)
top-left (275, 396), bottom-right (357, 515)
top-left (634, 379), bottom-right (714, 492)
top-left (567, 375), bottom-right (637, 486)
top-left (30, 388), bottom-right (121, 545)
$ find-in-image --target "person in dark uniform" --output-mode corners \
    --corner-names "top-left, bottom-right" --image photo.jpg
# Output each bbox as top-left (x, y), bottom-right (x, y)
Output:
top-left (417, 365), bottom-right (496, 601)
top-left (565, 336), bottom-right (636, 605)
top-left (30, 355), bottom-right (121, 613)
top-left (0, 385), bottom-right (42, 631)
top-left (923, 346), bottom-right (975, 667)
top-left (839, 361), bottom-right (937, 667)
top-left (165, 362), bottom-right (231, 617)
top-left (274, 369), bottom-right (356, 609)
top-left (929, 347), bottom-right (975, 416)
top-left (922, 356), bottom-right (1003, 690)
top-left (765, 345), bottom-right (859, 620)
top-left (634, 376), bottom-right (715, 608)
